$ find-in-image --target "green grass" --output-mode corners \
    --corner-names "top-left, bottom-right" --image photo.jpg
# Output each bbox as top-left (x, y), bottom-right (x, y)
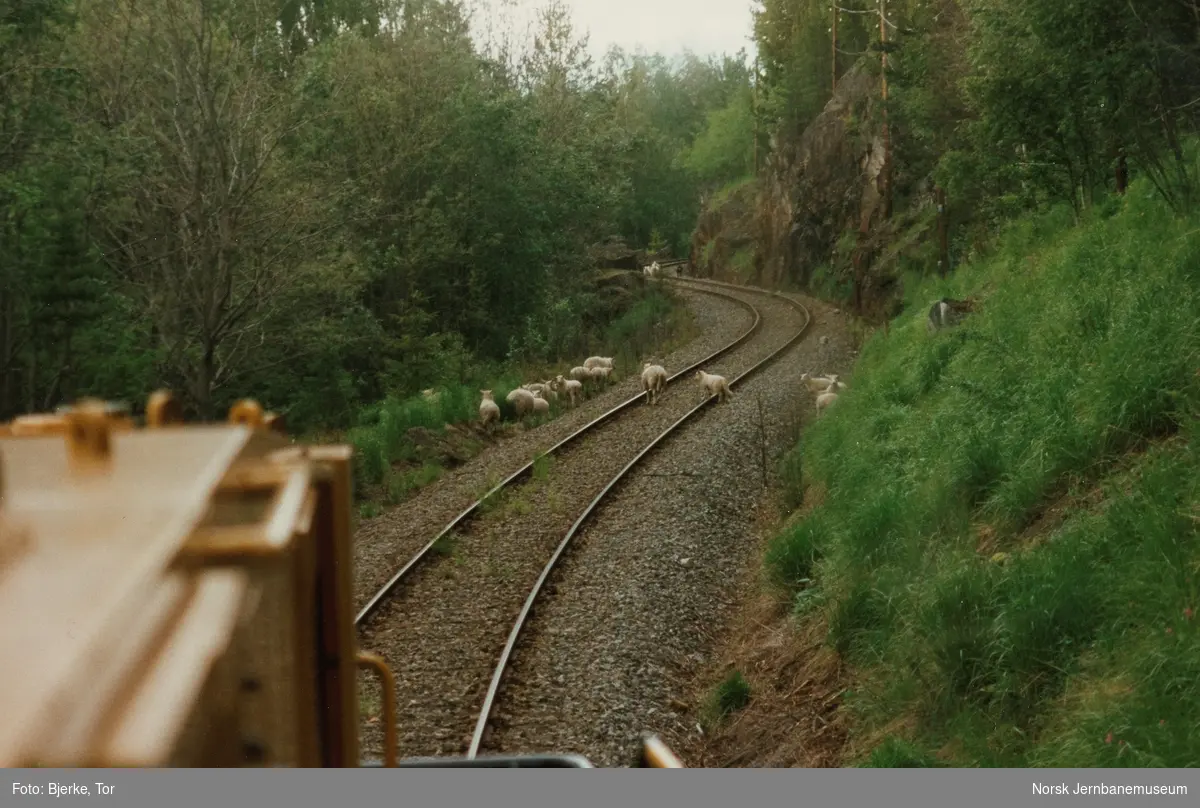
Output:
top-left (701, 670), bottom-right (753, 730)
top-left (768, 176), bottom-right (1200, 767)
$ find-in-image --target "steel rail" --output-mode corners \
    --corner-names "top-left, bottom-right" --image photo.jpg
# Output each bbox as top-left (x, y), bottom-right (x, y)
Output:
top-left (354, 281), bottom-right (763, 627)
top-left (466, 278), bottom-right (812, 758)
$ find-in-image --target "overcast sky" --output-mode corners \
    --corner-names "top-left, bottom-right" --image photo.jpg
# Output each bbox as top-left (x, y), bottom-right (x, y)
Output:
top-left (470, 0), bottom-right (759, 64)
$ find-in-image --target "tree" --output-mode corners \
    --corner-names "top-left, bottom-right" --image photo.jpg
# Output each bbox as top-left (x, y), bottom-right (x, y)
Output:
top-left (81, 0), bottom-right (326, 417)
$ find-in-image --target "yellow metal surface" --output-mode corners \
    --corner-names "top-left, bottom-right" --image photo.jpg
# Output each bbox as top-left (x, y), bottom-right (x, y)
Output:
top-left (0, 392), bottom-right (358, 767)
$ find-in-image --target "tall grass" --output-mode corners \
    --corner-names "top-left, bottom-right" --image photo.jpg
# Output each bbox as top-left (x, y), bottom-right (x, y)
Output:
top-left (768, 178), bottom-right (1200, 766)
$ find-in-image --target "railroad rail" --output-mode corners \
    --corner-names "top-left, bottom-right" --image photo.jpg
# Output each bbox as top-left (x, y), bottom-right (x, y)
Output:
top-left (353, 277), bottom-right (760, 627)
top-left (464, 276), bottom-right (812, 758)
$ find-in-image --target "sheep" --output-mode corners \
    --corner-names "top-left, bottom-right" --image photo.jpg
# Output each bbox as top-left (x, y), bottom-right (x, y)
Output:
top-left (641, 362), bottom-right (667, 405)
top-left (554, 375), bottom-right (583, 406)
top-left (589, 366), bottom-right (613, 385)
top-left (569, 366), bottom-right (591, 381)
top-left (530, 390), bottom-right (551, 415)
top-left (816, 386), bottom-right (839, 416)
top-left (506, 387), bottom-right (536, 417)
top-left (927, 297), bottom-right (977, 333)
top-left (583, 356), bottom-right (613, 370)
top-left (801, 372), bottom-right (834, 393)
top-left (479, 390), bottom-right (501, 429)
top-left (801, 372), bottom-right (846, 393)
top-left (422, 388), bottom-right (441, 403)
top-left (694, 370), bottom-right (732, 403)
top-left (521, 382), bottom-right (549, 394)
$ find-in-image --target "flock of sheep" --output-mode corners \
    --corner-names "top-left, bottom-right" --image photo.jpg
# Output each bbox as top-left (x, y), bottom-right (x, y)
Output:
top-left (452, 292), bottom-right (971, 441)
top-left (475, 354), bottom-right (737, 432)
top-left (801, 372), bottom-right (848, 416)
top-left (476, 355), bottom-right (615, 431)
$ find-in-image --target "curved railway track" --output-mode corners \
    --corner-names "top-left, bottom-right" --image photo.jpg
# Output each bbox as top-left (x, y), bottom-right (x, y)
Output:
top-left (355, 273), bottom-right (811, 762)
top-left (465, 277), bottom-right (812, 759)
top-left (354, 276), bottom-right (758, 627)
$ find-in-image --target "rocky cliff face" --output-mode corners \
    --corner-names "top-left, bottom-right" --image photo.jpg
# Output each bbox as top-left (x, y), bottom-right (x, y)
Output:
top-left (690, 60), bottom-right (932, 319)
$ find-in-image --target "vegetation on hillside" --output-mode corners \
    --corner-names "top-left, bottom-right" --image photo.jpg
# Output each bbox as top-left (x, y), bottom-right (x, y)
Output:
top-left (767, 179), bottom-right (1199, 766)
top-left (737, 0), bottom-right (1200, 297)
top-left (0, 0), bottom-right (753, 435)
top-left (707, 0), bottom-right (1200, 768)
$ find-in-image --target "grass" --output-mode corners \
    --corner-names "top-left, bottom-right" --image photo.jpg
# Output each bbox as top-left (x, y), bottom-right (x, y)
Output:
top-left (343, 282), bottom-right (698, 508)
top-left (766, 175), bottom-right (1200, 767)
top-left (701, 670), bottom-right (753, 730)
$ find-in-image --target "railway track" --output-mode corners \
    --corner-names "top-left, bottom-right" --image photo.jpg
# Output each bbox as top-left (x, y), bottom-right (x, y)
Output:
top-left (354, 278), bottom-right (757, 627)
top-left (355, 274), bottom-right (811, 762)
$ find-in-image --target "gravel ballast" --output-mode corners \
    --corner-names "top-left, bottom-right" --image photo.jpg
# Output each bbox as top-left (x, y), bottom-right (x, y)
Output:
top-left (355, 283), bottom-right (812, 761)
top-left (352, 287), bottom-right (753, 614)
top-left (477, 288), bottom-right (857, 766)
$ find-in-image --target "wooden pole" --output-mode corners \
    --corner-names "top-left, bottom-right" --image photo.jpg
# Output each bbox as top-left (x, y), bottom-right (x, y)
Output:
top-left (832, 5), bottom-right (838, 94)
top-left (753, 55), bottom-right (759, 174)
top-left (936, 186), bottom-right (949, 276)
top-left (880, 0), bottom-right (892, 219)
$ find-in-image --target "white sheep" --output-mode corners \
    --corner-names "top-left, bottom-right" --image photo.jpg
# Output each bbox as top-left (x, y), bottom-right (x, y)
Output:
top-left (641, 362), bottom-right (667, 405)
top-left (816, 386), bottom-right (839, 416)
top-left (521, 382), bottom-right (548, 394)
top-left (530, 390), bottom-right (551, 415)
top-left (554, 375), bottom-right (583, 406)
top-left (479, 390), bottom-right (500, 429)
top-left (506, 387), bottom-right (536, 417)
top-left (583, 356), bottom-right (614, 370)
top-left (589, 366), bottom-right (613, 384)
top-left (422, 388), bottom-right (441, 403)
top-left (569, 366), bottom-right (591, 381)
top-left (801, 372), bottom-right (846, 393)
top-left (694, 370), bottom-right (732, 403)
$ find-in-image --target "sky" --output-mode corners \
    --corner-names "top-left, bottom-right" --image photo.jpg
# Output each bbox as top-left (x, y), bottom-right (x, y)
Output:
top-left (468, 0), bottom-right (759, 64)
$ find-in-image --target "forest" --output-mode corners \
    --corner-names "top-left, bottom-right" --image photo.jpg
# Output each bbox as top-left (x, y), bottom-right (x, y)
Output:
top-left (762, 0), bottom-right (1200, 209)
top-left (0, 0), bottom-right (757, 434)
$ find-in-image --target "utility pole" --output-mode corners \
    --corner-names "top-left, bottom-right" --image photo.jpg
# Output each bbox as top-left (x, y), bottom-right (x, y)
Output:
top-left (936, 186), bottom-right (949, 276)
top-left (832, 4), bottom-right (838, 94)
top-left (753, 54), bottom-right (759, 174)
top-left (879, 0), bottom-right (892, 220)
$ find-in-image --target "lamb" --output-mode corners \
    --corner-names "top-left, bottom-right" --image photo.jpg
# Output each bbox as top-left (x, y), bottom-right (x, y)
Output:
top-left (506, 387), bottom-right (536, 417)
top-left (530, 391), bottom-right (551, 415)
top-left (641, 362), bottom-right (667, 405)
top-left (583, 356), bottom-right (613, 370)
top-left (479, 390), bottom-right (500, 429)
top-left (801, 372), bottom-right (831, 393)
top-left (422, 388), bottom-right (441, 402)
top-left (569, 366), bottom-right (591, 381)
top-left (801, 372), bottom-right (847, 393)
top-left (816, 386), bottom-right (839, 416)
top-left (554, 375), bottom-right (583, 406)
top-left (521, 382), bottom-right (549, 394)
top-left (926, 297), bottom-right (977, 333)
top-left (589, 366), bottom-right (613, 384)
top-left (694, 370), bottom-right (732, 403)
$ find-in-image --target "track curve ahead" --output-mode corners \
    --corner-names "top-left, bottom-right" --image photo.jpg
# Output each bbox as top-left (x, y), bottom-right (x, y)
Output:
top-left (465, 277), bottom-right (811, 758)
top-left (354, 273), bottom-right (809, 763)
top-left (354, 280), bottom-right (760, 627)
